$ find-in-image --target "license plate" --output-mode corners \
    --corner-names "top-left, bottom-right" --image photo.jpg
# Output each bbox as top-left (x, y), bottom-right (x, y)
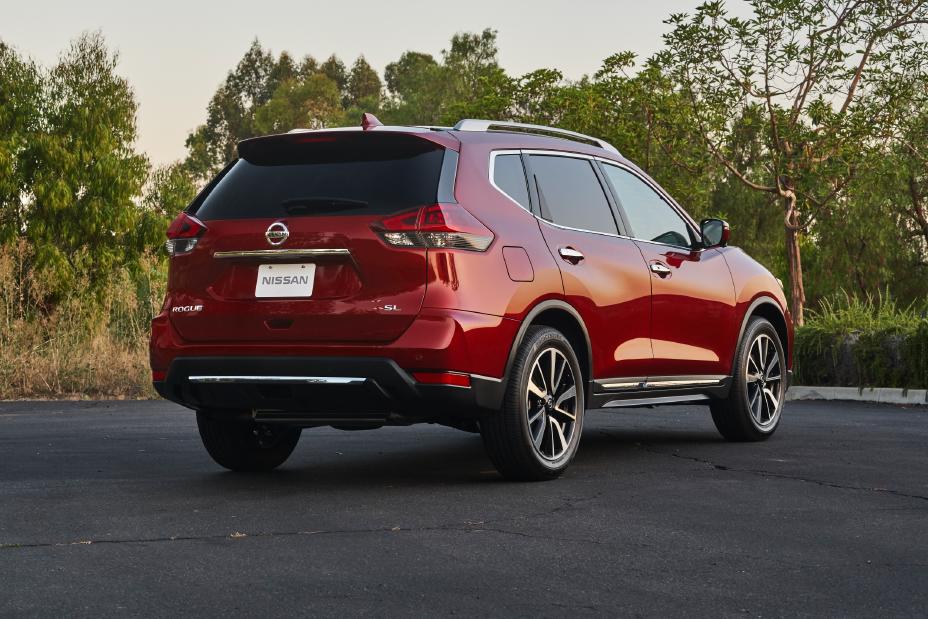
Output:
top-left (255, 263), bottom-right (316, 298)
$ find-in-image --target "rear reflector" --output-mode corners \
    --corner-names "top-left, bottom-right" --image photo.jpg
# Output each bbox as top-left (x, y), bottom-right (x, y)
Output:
top-left (152, 370), bottom-right (166, 382)
top-left (412, 371), bottom-right (472, 388)
top-left (373, 204), bottom-right (493, 251)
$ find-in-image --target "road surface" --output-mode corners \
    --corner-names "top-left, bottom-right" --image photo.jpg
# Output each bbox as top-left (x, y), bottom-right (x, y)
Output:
top-left (1, 400), bottom-right (925, 616)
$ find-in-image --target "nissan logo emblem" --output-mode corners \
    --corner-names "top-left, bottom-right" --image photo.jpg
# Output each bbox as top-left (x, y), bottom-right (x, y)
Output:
top-left (265, 222), bottom-right (289, 246)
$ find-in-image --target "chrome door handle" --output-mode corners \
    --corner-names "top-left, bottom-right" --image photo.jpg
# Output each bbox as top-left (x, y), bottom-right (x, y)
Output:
top-left (649, 262), bottom-right (671, 276)
top-left (558, 247), bottom-right (584, 264)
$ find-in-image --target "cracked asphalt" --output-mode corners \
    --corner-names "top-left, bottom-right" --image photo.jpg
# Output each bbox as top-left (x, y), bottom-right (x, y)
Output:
top-left (1, 400), bottom-right (926, 617)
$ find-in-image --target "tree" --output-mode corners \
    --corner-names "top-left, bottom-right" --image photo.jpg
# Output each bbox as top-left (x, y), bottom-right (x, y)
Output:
top-left (0, 42), bottom-right (42, 243)
top-left (655, 0), bottom-right (928, 325)
top-left (27, 32), bottom-right (148, 297)
top-left (184, 40), bottom-right (292, 179)
top-left (346, 56), bottom-right (382, 108)
top-left (254, 73), bottom-right (343, 132)
top-left (385, 52), bottom-right (439, 99)
top-left (319, 55), bottom-right (348, 96)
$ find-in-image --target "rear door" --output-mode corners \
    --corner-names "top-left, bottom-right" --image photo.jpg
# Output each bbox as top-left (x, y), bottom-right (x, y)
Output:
top-left (167, 131), bottom-right (453, 344)
top-left (524, 153), bottom-right (653, 380)
top-left (599, 162), bottom-right (737, 378)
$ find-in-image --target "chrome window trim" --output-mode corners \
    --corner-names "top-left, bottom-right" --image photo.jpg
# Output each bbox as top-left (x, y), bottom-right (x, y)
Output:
top-left (213, 248), bottom-right (351, 260)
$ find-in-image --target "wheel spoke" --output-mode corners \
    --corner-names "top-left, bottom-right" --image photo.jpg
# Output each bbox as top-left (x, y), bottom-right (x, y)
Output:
top-left (553, 405), bottom-right (575, 421)
top-left (528, 378), bottom-right (546, 400)
top-left (763, 387), bottom-right (779, 412)
top-left (551, 417), bottom-right (568, 455)
top-left (549, 350), bottom-right (558, 397)
top-left (555, 385), bottom-right (576, 408)
top-left (552, 357), bottom-right (566, 397)
top-left (766, 355), bottom-right (779, 377)
top-left (528, 406), bottom-right (545, 425)
top-left (749, 386), bottom-right (761, 421)
top-left (531, 414), bottom-right (546, 448)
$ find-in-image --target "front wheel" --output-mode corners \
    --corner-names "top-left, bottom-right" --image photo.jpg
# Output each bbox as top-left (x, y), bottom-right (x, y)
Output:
top-left (480, 326), bottom-right (585, 481)
top-left (711, 317), bottom-right (786, 441)
top-left (196, 411), bottom-right (302, 472)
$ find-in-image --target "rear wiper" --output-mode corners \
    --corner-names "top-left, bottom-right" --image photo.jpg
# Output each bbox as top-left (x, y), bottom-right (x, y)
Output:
top-left (281, 197), bottom-right (369, 215)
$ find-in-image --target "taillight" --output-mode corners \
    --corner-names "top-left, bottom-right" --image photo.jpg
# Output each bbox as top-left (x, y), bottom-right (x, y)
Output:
top-left (165, 212), bottom-right (207, 256)
top-left (373, 204), bottom-right (494, 251)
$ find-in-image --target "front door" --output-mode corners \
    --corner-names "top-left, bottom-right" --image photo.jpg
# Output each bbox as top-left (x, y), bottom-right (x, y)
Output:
top-left (599, 162), bottom-right (737, 378)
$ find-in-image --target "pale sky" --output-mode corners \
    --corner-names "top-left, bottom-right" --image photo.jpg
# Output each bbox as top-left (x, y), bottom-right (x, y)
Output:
top-left (3, 1), bottom-right (749, 166)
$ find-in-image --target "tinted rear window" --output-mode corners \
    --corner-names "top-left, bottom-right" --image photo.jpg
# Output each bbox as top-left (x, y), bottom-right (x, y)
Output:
top-left (493, 154), bottom-right (531, 210)
top-left (193, 134), bottom-right (446, 220)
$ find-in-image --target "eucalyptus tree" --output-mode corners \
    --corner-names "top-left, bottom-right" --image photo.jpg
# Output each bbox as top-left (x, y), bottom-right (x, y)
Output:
top-left (655, 0), bottom-right (928, 324)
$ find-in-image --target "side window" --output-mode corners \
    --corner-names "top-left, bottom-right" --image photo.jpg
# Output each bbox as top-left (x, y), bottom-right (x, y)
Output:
top-left (492, 154), bottom-right (531, 211)
top-left (528, 155), bottom-right (618, 235)
top-left (602, 164), bottom-right (693, 247)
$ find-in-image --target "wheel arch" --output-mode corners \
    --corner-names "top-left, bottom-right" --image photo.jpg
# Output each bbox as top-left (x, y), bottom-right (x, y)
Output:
top-left (736, 297), bottom-right (790, 372)
top-left (504, 300), bottom-right (594, 400)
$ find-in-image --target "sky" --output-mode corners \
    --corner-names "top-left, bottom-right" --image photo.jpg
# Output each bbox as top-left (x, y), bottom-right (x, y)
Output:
top-left (2, 0), bottom-right (748, 166)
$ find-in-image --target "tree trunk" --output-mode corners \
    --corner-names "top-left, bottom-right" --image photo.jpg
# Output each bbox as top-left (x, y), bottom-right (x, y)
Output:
top-left (783, 195), bottom-right (805, 327)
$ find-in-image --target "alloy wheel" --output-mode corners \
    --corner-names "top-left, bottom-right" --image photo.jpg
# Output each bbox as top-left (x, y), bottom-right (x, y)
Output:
top-left (745, 333), bottom-right (784, 429)
top-left (525, 347), bottom-right (578, 460)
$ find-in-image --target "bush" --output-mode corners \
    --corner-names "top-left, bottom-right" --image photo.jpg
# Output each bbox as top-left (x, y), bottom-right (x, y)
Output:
top-left (795, 292), bottom-right (928, 389)
top-left (0, 241), bottom-right (165, 399)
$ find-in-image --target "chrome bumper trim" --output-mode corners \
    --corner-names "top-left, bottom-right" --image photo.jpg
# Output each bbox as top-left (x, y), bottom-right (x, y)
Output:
top-left (188, 375), bottom-right (366, 385)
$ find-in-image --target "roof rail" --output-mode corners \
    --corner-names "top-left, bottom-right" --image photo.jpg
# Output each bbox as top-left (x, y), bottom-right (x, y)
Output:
top-left (453, 119), bottom-right (621, 155)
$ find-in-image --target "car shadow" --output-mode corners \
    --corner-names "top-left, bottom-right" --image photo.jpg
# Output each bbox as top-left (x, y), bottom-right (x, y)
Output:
top-left (186, 421), bottom-right (726, 491)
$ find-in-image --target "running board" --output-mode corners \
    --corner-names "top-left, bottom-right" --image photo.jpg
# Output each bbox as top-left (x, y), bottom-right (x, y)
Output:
top-left (602, 394), bottom-right (710, 408)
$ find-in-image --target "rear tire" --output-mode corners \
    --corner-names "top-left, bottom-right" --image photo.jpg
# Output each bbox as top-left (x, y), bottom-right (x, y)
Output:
top-left (711, 317), bottom-right (786, 442)
top-left (196, 411), bottom-right (301, 472)
top-left (480, 326), bottom-right (585, 481)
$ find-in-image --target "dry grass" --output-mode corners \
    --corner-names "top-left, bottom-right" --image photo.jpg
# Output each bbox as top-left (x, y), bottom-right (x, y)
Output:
top-left (0, 242), bottom-right (165, 399)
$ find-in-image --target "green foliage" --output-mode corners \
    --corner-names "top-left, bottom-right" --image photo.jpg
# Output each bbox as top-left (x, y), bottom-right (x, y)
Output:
top-left (795, 292), bottom-right (928, 389)
top-left (346, 56), bottom-right (382, 108)
top-left (24, 32), bottom-right (149, 300)
top-left (0, 43), bottom-right (42, 243)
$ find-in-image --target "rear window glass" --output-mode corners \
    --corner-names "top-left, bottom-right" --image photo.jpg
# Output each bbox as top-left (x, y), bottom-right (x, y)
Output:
top-left (193, 134), bottom-right (446, 220)
top-left (493, 153), bottom-right (531, 211)
top-left (528, 154), bottom-right (618, 235)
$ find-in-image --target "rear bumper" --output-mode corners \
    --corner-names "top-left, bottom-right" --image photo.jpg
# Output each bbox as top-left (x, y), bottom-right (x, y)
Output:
top-left (150, 305), bottom-right (518, 423)
top-left (154, 356), bottom-right (504, 424)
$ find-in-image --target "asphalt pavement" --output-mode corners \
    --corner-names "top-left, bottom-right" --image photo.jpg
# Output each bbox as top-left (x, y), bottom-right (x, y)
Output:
top-left (1, 399), bottom-right (926, 617)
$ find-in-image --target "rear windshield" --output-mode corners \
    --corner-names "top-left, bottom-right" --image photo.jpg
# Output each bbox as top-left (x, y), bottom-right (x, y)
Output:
top-left (192, 134), bottom-right (446, 220)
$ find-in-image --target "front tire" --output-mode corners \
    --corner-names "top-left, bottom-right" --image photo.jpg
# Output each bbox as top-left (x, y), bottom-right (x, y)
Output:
top-left (196, 411), bottom-right (302, 472)
top-left (480, 326), bottom-right (585, 481)
top-left (711, 317), bottom-right (786, 441)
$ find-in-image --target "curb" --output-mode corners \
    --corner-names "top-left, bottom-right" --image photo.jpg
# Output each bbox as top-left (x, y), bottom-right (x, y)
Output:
top-left (787, 386), bottom-right (928, 406)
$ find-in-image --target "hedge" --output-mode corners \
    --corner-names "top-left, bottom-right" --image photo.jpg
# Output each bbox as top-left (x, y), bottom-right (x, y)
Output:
top-left (794, 294), bottom-right (928, 389)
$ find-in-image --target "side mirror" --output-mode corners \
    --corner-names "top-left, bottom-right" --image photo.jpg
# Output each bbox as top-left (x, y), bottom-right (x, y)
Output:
top-left (700, 218), bottom-right (730, 248)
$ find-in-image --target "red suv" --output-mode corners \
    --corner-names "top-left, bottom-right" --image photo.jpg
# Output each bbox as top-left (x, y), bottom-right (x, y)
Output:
top-left (151, 115), bottom-right (792, 480)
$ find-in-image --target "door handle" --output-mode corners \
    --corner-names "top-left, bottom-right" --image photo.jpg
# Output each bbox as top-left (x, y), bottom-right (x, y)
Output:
top-left (649, 262), bottom-right (671, 277)
top-left (558, 247), bottom-right (584, 264)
